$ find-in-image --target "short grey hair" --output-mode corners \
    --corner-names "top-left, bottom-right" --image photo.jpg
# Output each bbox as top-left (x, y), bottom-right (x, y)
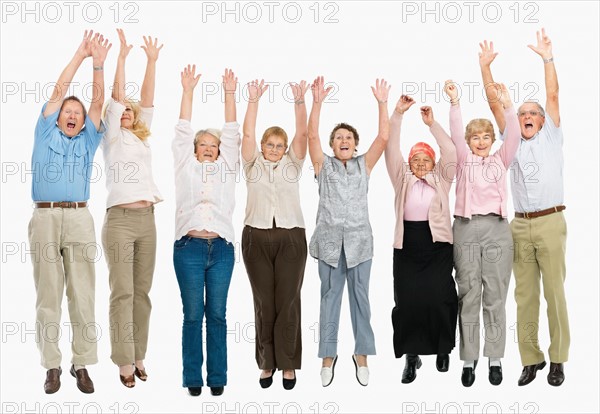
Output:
top-left (518, 101), bottom-right (545, 117)
top-left (194, 128), bottom-right (222, 147)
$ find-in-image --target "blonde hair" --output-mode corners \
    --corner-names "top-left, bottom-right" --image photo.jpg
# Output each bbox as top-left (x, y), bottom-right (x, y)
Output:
top-left (465, 118), bottom-right (495, 144)
top-left (125, 99), bottom-right (151, 140)
top-left (261, 126), bottom-right (288, 147)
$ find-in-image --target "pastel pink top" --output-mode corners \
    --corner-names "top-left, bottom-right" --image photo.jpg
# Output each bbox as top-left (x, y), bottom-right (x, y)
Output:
top-left (385, 111), bottom-right (457, 249)
top-left (450, 105), bottom-right (520, 219)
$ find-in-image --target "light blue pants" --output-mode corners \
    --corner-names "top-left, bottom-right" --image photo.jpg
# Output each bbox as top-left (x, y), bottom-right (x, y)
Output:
top-left (318, 246), bottom-right (376, 358)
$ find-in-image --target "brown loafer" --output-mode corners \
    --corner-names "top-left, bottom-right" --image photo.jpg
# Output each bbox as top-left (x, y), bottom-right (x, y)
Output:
top-left (134, 367), bottom-right (148, 381)
top-left (44, 367), bottom-right (62, 394)
top-left (70, 365), bottom-right (95, 394)
top-left (547, 362), bottom-right (565, 386)
top-left (120, 373), bottom-right (136, 388)
top-left (517, 361), bottom-right (546, 386)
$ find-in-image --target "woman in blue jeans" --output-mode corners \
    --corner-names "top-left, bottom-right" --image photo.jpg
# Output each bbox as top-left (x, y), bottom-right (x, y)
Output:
top-left (172, 65), bottom-right (240, 397)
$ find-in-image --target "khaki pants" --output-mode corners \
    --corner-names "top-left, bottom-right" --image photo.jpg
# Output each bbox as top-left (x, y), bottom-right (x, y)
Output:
top-left (28, 206), bottom-right (98, 369)
top-left (102, 206), bottom-right (156, 366)
top-left (511, 212), bottom-right (569, 366)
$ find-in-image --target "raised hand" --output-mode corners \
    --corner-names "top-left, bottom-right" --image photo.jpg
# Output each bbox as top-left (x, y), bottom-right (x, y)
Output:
top-left (420, 106), bottom-right (435, 126)
top-left (310, 76), bottom-right (332, 104)
top-left (116, 28), bottom-right (133, 60)
top-left (479, 40), bottom-right (498, 68)
top-left (222, 68), bottom-right (238, 94)
top-left (91, 33), bottom-right (112, 64)
top-left (290, 80), bottom-right (308, 104)
top-left (141, 35), bottom-right (164, 62)
top-left (395, 95), bottom-right (415, 114)
top-left (248, 79), bottom-right (268, 103)
top-left (528, 28), bottom-right (553, 60)
top-left (371, 78), bottom-right (391, 104)
top-left (181, 64), bottom-right (201, 92)
top-left (443, 79), bottom-right (459, 104)
top-left (497, 83), bottom-right (513, 109)
top-left (76, 30), bottom-right (97, 59)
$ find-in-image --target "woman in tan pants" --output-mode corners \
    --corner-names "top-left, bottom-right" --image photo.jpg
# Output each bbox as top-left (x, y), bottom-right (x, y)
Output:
top-left (101, 29), bottom-right (163, 388)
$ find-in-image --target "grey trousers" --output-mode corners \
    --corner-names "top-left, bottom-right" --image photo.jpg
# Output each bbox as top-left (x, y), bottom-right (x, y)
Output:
top-left (318, 246), bottom-right (376, 358)
top-left (453, 215), bottom-right (513, 361)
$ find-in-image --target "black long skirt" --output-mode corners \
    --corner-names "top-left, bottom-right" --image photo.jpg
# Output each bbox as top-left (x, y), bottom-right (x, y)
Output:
top-left (392, 221), bottom-right (458, 358)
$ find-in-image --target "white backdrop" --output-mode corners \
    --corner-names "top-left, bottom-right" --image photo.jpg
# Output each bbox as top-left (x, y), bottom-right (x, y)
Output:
top-left (1, 1), bottom-right (598, 413)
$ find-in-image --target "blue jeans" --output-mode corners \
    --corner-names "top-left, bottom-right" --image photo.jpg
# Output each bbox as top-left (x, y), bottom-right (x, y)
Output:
top-left (173, 236), bottom-right (234, 387)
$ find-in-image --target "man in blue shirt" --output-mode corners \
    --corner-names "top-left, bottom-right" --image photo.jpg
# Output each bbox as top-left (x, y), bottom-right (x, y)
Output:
top-left (28, 30), bottom-right (111, 394)
top-left (479, 29), bottom-right (569, 387)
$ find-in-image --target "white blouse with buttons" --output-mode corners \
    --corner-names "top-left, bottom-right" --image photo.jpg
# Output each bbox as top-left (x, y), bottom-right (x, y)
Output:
top-left (172, 119), bottom-right (240, 243)
top-left (101, 98), bottom-right (163, 208)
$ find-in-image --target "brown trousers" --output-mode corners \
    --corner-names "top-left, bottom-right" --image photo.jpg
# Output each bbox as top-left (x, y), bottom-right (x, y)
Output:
top-left (241, 225), bottom-right (307, 370)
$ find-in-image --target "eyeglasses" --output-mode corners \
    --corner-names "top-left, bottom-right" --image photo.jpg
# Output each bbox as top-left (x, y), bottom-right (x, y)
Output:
top-left (518, 110), bottom-right (541, 117)
top-left (264, 143), bottom-right (286, 151)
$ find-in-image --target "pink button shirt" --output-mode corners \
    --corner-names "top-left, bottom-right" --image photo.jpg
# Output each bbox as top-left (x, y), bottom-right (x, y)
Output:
top-left (403, 179), bottom-right (436, 221)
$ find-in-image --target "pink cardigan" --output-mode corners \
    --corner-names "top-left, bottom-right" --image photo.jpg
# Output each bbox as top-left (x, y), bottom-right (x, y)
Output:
top-left (385, 112), bottom-right (457, 249)
top-left (450, 105), bottom-right (520, 218)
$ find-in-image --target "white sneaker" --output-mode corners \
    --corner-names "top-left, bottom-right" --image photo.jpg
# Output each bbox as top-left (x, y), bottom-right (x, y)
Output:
top-left (320, 355), bottom-right (338, 387)
top-left (352, 355), bottom-right (369, 386)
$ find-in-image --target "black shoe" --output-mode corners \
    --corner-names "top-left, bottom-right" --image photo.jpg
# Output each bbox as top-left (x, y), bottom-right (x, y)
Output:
top-left (518, 361), bottom-right (546, 386)
top-left (282, 370), bottom-right (296, 390)
top-left (188, 387), bottom-right (202, 396)
top-left (401, 355), bottom-right (422, 384)
top-left (210, 386), bottom-right (224, 396)
top-left (547, 362), bottom-right (565, 386)
top-left (259, 369), bottom-right (276, 389)
top-left (489, 362), bottom-right (503, 385)
top-left (436, 354), bottom-right (450, 372)
top-left (461, 360), bottom-right (478, 387)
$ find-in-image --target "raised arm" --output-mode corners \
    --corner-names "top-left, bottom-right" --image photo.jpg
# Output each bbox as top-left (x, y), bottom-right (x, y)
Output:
top-left (365, 78), bottom-right (391, 175)
top-left (44, 30), bottom-right (95, 117)
top-left (112, 29), bottom-right (132, 103)
top-left (444, 80), bottom-right (468, 162)
top-left (179, 64), bottom-right (201, 122)
top-left (308, 76), bottom-right (331, 176)
top-left (385, 95), bottom-right (415, 183)
top-left (290, 80), bottom-right (309, 160)
top-left (223, 68), bottom-right (238, 123)
top-left (479, 40), bottom-right (506, 134)
top-left (495, 83), bottom-right (520, 167)
top-left (528, 28), bottom-right (560, 126)
top-left (424, 106), bottom-right (456, 182)
top-left (242, 79), bottom-right (268, 162)
top-left (140, 35), bottom-right (163, 108)
top-left (88, 33), bottom-right (111, 130)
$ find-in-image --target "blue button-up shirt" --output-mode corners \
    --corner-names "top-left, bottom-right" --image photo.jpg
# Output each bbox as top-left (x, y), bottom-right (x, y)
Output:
top-left (31, 103), bottom-right (104, 202)
top-left (500, 117), bottom-right (564, 212)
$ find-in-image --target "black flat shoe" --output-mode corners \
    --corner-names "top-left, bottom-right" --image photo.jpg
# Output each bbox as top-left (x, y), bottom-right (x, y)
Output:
top-left (401, 354), bottom-right (422, 384)
top-left (210, 386), bottom-right (224, 396)
top-left (461, 360), bottom-right (478, 387)
top-left (188, 387), bottom-right (202, 396)
top-left (259, 369), bottom-right (276, 389)
top-left (489, 362), bottom-right (503, 385)
top-left (436, 354), bottom-right (450, 372)
top-left (282, 370), bottom-right (296, 390)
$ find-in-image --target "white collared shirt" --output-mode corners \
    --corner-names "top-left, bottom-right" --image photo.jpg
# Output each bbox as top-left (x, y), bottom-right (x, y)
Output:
top-left (500, 117), bottom-right (564, 212)
top-left (172, 119), bottom-right (240, 242)
top-left (102, 99), bottom-right (163, 208)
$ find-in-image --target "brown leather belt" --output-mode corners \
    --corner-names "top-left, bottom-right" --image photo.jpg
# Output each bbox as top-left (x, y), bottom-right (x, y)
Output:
top-left (35, 202), bottom-right (87, 209)
top-left (515, 205), bottom-right (565, 219)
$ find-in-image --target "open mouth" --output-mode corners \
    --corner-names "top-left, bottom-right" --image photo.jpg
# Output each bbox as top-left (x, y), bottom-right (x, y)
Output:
top-left (524, 122), bottom-right (534, 130)
top-left (67, 122), bottom-right (76, 129)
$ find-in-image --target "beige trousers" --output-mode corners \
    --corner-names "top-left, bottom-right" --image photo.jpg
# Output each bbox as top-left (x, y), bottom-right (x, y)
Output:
top-left (102, 206), bottom-right (156, 366)
top-left (511, 212), bottom-right (570, 366)
top-left (28, 206), bottom-right (98, 369)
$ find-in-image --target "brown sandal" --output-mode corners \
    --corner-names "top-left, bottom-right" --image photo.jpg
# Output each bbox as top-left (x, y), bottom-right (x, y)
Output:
top-left (134, 367), bottom-right (148, 381)
top-left (120, 373), bottom-right (135, 388)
